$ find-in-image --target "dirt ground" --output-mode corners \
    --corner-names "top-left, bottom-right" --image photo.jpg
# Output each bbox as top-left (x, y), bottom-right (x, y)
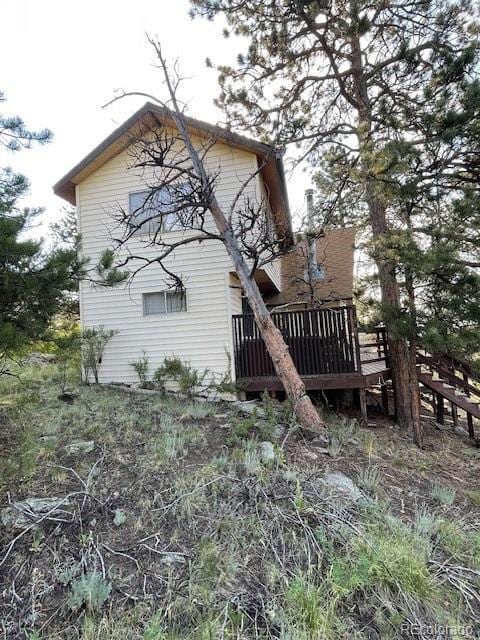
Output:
top-left (1, 366), bottom-right (479, 639)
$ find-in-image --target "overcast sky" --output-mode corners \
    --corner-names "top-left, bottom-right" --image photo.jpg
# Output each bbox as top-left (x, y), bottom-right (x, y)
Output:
top-left (1, 0), bottom-right (311, 237)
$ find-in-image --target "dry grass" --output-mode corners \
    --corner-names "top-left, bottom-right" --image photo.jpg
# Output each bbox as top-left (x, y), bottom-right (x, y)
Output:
top-left (0, 364), bottom-right (479, 639)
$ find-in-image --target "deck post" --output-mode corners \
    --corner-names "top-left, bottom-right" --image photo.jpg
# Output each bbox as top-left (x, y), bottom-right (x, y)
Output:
top-left (436, 393), bottom-right (444, 426)
top-left (359, 389), bottom-right (368, 426)
top-left (451, 403), bottom-right (458, 429)
top-left (381, 382), bottom-right (389, 416)
top-left (350, 306), bottom-right (362, 373)
top-left (467, 414), bottom-right (475, 439)
top-left (463, 371), bottom-right (475, 439)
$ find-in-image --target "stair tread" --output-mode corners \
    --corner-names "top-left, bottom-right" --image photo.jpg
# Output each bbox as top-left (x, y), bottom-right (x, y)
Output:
top-left (417, 372), bottom-right (480, 419)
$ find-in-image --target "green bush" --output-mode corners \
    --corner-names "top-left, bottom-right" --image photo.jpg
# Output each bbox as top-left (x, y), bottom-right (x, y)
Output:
top-left (130, 352), bottom-right (152, 388)
top-left (430, 482), bottom-right (456, 506)
top-left (81, 326), bottom-right (118, 384)
top-left (153, 356), bottom-right (211, 398)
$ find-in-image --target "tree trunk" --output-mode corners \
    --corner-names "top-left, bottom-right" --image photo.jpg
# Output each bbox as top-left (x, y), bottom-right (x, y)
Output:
top-left (349, 17), bottom-right (422, 445)
top-left (368, 199), bottom-right (422, 444)
top-left (221, 228), bottom-right (327, 436)
top-left (161, 61), bottom-right (327, 439)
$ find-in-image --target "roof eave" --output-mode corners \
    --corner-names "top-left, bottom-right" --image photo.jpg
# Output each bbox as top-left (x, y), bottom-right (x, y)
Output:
top-left (53, 102), bottom-right (293, 240)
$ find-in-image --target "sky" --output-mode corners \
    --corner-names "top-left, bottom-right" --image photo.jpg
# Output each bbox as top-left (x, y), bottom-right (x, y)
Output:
top-left (1, 0), bottom-right (312, 237)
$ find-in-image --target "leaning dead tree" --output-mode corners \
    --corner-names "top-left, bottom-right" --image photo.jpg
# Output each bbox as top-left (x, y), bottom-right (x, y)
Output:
top-left (100, 39), bottom-right (326, 437)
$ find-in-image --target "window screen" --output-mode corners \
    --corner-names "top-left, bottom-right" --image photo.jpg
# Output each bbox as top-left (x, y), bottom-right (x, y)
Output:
top-left (143, 291), bottom-right (187, 315)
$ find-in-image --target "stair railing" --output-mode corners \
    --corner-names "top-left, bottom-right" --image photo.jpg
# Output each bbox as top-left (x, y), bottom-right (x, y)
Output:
top-left (417, 349), bottom-right (480, 438)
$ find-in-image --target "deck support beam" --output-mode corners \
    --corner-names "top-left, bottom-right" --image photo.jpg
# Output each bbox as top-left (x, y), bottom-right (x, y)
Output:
top-left (451, 403), bottom-right (458, 429)
top-left (359, 389), bottom-right (368, 426)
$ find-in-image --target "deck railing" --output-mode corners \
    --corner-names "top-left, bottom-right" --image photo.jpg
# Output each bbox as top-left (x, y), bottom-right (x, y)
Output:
top-left (232, 306), bottom-right (361, 379)
top-left (358, 326), bottom-right (390, 368)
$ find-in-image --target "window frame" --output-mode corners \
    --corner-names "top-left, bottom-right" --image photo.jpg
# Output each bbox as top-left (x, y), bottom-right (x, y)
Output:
top-left (142, 290), bottom-right (188, 317)
top-left (128, 184), bottom-right (191, 235)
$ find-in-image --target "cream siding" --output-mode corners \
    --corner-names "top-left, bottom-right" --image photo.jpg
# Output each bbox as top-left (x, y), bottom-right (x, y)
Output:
top-left (78, 134), bottom-right (274, 384)
top-left (257, 173), bottom-right (282, 291)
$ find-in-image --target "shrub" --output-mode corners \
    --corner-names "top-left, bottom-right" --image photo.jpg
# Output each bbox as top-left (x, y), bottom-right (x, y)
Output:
top-left (329, 523), bottom-right (435, 603)
top-left (414, 505), bottom-right (436, 536)
top-left (242, 438), bottom-right (262, 475)
top-left (436, 520), bottom-right (467, 556)
top-left (179, 366), bottom-right (208, 399)
top-left (181, 402), bottom-right (214, 420)
top-left (284, 574), bottom-right (338, 639)
top-left (464, 489), bottom-right (480, 507)
top-left (430, 482), bottom-right (456, 506)
top-left (161, 356), bottom-right (184, 378)
top-left (153, 356), bottom-right (211, 398)
top-left (81, 326), bottom-right (118, 384)
top-left (130, 352), bottom-right (152, 388)
top-left (152, 414), bottom-right (201, 464)
top-left (67, 571), bottom-right (111, 612)
top-left (356, 465), bottom-right (382, 496)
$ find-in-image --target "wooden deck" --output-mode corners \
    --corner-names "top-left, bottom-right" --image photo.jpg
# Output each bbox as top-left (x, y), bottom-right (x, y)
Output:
top-left (233, 307), bottom-right (391, 392)
top-left (238, 361), bottom-right (391, 392)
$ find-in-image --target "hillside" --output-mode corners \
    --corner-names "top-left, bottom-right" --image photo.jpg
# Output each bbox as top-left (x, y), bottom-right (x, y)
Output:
top-left (1, 363), bottom-right (479, 639)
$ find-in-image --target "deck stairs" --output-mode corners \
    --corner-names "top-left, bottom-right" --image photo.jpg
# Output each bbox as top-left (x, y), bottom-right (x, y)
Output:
top-left (416, 352), bottom-right (480, 439)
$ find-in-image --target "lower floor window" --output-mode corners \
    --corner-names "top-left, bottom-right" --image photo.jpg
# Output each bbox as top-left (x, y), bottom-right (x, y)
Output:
top-left (143, 291), bottom-right (187, 315)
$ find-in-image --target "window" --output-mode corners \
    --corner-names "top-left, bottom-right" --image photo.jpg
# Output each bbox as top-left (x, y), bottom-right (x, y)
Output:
top-left (303, 264), bottom-right (325, 283)
top-left (128, 185), bottom-right (190, 234)
top-left (143, 291), bottom-right (187, 316)
top-left (315, 264), bottom-right (326, 281)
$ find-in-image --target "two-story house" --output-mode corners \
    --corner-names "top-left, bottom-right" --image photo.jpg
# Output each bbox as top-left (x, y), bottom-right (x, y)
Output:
top-left (54, 102), bottom-right (362, 392)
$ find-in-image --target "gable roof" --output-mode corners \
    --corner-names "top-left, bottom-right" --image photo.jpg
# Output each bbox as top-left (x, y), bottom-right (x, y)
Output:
top-left (53, 102), bottom-right (292, 241)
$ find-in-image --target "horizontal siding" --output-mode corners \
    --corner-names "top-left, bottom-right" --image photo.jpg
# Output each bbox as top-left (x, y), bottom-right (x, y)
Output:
top-left (257, 172), bottom-right (282, 291)
top-left (78, 134), bottom-right (259, 384)
top-left (264, 258), bottom-right (282, 292)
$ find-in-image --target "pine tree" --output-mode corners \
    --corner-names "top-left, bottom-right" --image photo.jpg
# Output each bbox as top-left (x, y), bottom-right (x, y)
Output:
top-left (0, 94), bottom-right (81, 375)
top-left (190, 0), bottom-right (480, 445)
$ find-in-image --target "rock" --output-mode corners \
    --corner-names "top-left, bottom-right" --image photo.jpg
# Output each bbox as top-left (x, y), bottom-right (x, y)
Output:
top-left (1, 496), bottom-right (72, 530)
top-left (113, 509), bottom-right (126, 526)
top-left (58, 392), bottom-right (77, 404)
top-left (22, 352), bottom-right (56, 366)
top-left (234, 400), bottom-right (265, 418)
top-left (324, 472), bottom-right (364, 502)
top-left (259, 441), bottom-right (275, 466)
top-left (28, 353), bottom-right (56, 365)
top-left (160, 552), bottom-right (187, 567)
top-left (272, 424), bottom-right (286, 440)
top-left (64, 440), bottom-right (95, 455)
top-left (39, 435), bottom-right (57, 444)
top-left (313, 447), bottom-right (330, 456)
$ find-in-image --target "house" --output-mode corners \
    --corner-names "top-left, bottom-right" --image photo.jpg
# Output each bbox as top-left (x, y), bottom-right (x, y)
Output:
top-left (54, 103), bottom-right (385, 407)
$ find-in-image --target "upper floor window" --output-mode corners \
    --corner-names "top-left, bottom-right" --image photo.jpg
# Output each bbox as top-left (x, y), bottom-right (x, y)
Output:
top-left (303, 263), bottom-right (326, 283)
top-left (143, 290), bottom-right (187, 316)
top-left (128, 185), bottom-right (189, 234)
